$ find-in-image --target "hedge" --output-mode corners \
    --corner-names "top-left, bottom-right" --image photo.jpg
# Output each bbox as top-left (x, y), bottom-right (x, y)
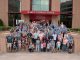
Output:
top-left (68, 28), bottom-right (80, 33)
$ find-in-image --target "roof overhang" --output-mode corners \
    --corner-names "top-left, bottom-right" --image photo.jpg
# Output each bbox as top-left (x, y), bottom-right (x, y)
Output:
top-left (20, 10), bottom-right (60, 16)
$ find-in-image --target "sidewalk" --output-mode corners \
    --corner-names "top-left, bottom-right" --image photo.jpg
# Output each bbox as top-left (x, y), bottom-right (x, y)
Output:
top-left (0, 52), bottom-right (80, 60)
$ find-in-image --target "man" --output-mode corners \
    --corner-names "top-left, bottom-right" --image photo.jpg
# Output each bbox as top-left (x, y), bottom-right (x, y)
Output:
top-left (33, 31), bottom-right (39, 44)
top-left (52, 32), bottom-right (57, 48)
top-left (60, 23), bottom-right (67, 36)
top-left (6, 34), bottom-right (14, 52)
top-left (51, 39), bottom-right (55, 53)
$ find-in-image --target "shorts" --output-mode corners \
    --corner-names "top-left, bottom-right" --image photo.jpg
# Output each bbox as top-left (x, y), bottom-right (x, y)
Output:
top-left (47, 47), bottom-right (50, 50)
top-left (57, 45), bottom-right (60, 49)
top-left (7, 43), bottom-right (12, 48)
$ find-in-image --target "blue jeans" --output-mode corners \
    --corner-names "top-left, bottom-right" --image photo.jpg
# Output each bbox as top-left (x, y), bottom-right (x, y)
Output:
top-left (62, 44), bottom-right (67, 51)
top-left (36, 44), bottom-right (40, 52)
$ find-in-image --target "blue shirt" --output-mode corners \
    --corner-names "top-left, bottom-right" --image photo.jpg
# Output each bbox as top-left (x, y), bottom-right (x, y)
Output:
top-left (6, 36), bottom-right (14, 43)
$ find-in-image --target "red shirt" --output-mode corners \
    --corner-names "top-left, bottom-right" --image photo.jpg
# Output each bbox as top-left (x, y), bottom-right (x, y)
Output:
top-left (43, 42), bottom-right (46, 48)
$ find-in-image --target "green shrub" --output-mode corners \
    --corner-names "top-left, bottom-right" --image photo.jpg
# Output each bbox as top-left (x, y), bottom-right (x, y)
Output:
top-left (0, 26), bottom-right (12, 31)
top-left (0, 19), bottom-right (4, 26)
top-left (68, 28), bottom-right (80, 33)
top-left (0, 26), bottom-right (3, 31)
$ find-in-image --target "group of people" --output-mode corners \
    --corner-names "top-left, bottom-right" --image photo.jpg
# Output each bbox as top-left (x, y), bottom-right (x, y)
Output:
top-left (6, 21), bottom-right (74, 53)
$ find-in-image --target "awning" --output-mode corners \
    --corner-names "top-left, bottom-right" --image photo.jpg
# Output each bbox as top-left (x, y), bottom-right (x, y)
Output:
top-left (20, 10), bottom-right (60, 16)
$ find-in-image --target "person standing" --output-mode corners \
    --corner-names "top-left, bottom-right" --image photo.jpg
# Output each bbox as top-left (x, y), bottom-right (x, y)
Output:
top-left (56, 40), bottom-right (61, 52)
top-left (36, 37), bottom-right (40, 52)
top-left (41, 42), bottom-right (43, 52)
top-left (62, 37), bottom-right (68, 51)
top-left (6, 34), bottom-right (14, 52)
top-left (51, 39), bottom-right (55, 53)
top-left (43, 41), bottom-right (46, 52)
top-left (47, 41), bottom-right (51, 52)
top-left (33, 31), bottom-right (39, 44)
top-left (52, 32), bottom-right (57, 48)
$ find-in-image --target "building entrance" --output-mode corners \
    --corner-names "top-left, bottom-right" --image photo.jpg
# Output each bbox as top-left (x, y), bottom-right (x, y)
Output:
top-left (29, 14), bottom-right (52, 24)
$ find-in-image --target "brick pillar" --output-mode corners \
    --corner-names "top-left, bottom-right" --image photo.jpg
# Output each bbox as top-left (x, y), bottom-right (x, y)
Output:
top-left (73, 35), bottom-right (80, 53)
top-left (52, 16), bottom-right (60, 26)
top-left (21, 14), bottom-right (30, 24)
top-left (0, 32), bottom-right (7, 54)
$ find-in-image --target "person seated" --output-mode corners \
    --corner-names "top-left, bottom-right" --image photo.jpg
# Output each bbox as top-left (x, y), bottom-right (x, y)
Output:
top-left (47, 41), bottom-right (51, 52)
top-left (12, 39), bottom-right (18, 52)
top-left (28, 42), bottom-right (34, 52)
top-left (68, 43), bottom-right (73, 54)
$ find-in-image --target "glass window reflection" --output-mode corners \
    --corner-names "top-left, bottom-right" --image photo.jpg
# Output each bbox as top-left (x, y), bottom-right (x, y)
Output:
top-left (32, 0), bottom-right (49, 11)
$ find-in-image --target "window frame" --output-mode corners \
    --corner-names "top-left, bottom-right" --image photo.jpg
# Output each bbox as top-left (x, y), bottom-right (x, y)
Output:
top-left (30, 0), bottom-right (51, 11)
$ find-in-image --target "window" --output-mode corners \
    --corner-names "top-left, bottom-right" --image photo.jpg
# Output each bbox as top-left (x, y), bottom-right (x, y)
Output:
top-left (32, 0), bottom-right (50, 11)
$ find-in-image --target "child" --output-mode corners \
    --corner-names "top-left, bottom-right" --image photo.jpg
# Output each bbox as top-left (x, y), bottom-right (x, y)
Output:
top-left (57, 40), bottom-right (61, 51)
top-left (13, 42), bottom-right (16, 51)
top-left (18, 40), bottom-right (21, 51)
top-left (21, 39), bottom-right (26, 50)
top-left (28, 42), bottom-right (34, 52)
top-left (47, 41), bottom-right (51, 52)
top-left (41, 42), bottom-right (43, 52)
top-left (68, 43), bottom-right (73, 54)
top-left (43, 41), bottom-right (46, 52)
top-left (12, 39), bottom-right (18, 52)
top-left (62, 37), bottom-right (68, 51)
top-left (51, 40), bottom-right (55, 53)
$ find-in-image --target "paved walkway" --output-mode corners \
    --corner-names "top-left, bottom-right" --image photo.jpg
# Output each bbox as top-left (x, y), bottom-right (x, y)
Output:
top-left (0, 52), bottom-right (80, 60)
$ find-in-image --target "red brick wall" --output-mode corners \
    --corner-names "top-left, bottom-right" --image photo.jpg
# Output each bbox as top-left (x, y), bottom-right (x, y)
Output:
top-left (0, 0), bottom-right (8, 26)
top-left (72, 0), bottom-right (80, 28)
top-left (21, 0), bottom-right (60, 24)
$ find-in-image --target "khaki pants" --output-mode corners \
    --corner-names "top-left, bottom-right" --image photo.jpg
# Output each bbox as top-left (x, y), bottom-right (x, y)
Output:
top-left (7, 43), bottom-right (12, 51)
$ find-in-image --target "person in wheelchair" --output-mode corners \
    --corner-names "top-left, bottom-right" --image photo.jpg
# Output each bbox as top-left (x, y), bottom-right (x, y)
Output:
top-left (28, 42), bottom-right (35, 52)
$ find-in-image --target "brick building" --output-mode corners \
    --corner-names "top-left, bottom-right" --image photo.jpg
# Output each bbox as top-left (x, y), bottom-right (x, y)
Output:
top-left (0, 0), bottom-right (80, 28)
top-left (61, 0), bottom-right (80, 28)
top-left (20, 0), bottom-right (60, 25)
top-left (0, 0), bottom-right (20, 26)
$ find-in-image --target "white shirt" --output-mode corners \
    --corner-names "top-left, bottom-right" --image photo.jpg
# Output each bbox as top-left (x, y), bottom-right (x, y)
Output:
top-left (61, 24), bottom-right (64, 28)
top-left (52, 34), bottom-right (57, 40)
top-left (57, 41), bottom-right (61, 46)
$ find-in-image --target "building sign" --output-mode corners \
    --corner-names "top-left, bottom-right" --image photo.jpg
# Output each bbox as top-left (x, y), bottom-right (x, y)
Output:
top-left (21, 11), bottom-right (60, 15)
top-left (29, 11), bottom-right (54, 14)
